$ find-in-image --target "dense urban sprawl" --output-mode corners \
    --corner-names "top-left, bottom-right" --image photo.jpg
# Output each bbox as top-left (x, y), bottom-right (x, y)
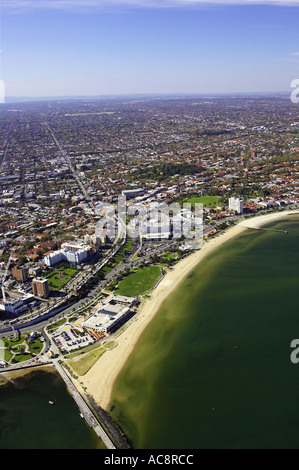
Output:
top-left (0, 94), bottom-right (299, 341)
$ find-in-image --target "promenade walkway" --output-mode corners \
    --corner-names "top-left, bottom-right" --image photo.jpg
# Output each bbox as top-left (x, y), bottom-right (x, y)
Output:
top-left (53, 360), bottom-right (116, 449)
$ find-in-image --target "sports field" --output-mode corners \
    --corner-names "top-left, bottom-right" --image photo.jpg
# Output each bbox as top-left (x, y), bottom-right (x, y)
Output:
top-left (115, 265), bottom-right (161, 297)
top-left (184, 195), bottom-right (221, 208)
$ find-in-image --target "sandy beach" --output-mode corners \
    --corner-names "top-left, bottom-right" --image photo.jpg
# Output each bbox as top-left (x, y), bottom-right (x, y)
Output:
top-left (0, 365), bottom-right (56, 386)
top-left (72, 209), bottom-right (298, 410)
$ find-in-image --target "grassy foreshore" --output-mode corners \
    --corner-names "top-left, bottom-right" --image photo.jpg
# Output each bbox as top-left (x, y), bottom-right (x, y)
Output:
top-left (73, 210), bottom-right (298, 410)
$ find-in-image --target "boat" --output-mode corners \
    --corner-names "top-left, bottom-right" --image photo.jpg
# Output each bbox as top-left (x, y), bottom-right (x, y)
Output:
top-left (80, 413), bottom-right (84, 418)
top-left (48, 401), bottom-right (54, 405)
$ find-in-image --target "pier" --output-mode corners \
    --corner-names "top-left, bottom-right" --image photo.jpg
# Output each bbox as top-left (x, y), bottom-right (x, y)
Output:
top-left (244, 226), bottom-right (288, 234)
top-left (52, 360), bottom-right (116, 449)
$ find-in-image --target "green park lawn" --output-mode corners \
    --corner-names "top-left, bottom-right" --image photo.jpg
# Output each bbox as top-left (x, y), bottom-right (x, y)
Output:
top-left (115, 265), bottom-right (161, 297)
top-left (184, 195), bottom-right (222, 209)
top-left (1, 335), bottom-right (44, 364)
top-left (46, 267), bottom-right (77, 290)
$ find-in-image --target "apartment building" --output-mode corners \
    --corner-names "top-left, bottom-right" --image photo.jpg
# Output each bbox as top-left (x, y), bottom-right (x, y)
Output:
top-left (32, 277), bottom-right (50, 297)
top-left (229, 197), bottom-right (243, 214)
top-left (12, 266), bottom-right (28, 282)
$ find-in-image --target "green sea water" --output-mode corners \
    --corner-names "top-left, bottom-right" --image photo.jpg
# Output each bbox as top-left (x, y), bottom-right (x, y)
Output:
top-left (109, 217), bottom-right (299, 449)
top-left (1, 216), bottom-right (299, 449)
top-left (0, 369), bottom-right (103, 449)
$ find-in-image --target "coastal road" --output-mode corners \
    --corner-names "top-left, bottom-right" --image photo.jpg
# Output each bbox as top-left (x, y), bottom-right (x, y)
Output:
top-left (2, 206), bottom-right (298, 338)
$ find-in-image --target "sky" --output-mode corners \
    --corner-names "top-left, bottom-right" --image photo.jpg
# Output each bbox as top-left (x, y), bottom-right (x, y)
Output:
top-left (1, 0), bottom-right (299, 98)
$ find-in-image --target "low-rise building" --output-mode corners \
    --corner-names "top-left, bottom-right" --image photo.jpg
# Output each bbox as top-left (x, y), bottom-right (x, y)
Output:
top-left (82, 294), bottom-right (138, 335)
top-left (0, 290), bottom-right (36, 315)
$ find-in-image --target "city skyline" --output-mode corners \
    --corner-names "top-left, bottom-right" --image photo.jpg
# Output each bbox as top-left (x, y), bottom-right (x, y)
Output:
top-left (1, 0), bottom-right (299, 98)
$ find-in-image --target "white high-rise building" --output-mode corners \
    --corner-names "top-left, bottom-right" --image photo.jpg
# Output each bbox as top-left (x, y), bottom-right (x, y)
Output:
top-left (229, 197), bottom-right (243, 214)
top-left (44, 241), bottom-right (91, 267)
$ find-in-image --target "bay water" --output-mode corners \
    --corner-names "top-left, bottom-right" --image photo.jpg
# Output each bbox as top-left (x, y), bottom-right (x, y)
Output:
top-left (108, 217), bottom-right (299, 449)
top-left (1, 216), bottom-right (299, 449)
top-left (0, 368), bottom-right (103, 449)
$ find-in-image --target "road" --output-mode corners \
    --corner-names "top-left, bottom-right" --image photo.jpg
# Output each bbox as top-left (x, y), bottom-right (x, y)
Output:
top-left (0, 122), bottom-right (15, 174)
top-left (1, 205), bottom-right (298, 339)
top-left (45, 122), bottom-right (93, 209)
top-left (1, 206), bottom-right (298, 446)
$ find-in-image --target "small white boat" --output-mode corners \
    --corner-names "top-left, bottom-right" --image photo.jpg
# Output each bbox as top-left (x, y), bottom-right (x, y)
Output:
top-left (48, 401), bottom-right (54, 405)
top-left (80, 413), bottom-right (84, 418)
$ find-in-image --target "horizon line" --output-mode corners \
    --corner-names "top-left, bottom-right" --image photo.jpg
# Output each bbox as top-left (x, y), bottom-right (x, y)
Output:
top-left (1, 91), bottom-right (292, 104)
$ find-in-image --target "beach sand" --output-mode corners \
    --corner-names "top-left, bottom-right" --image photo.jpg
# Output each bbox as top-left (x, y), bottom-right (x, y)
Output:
top-left (71, 210), bottom-right (299, 410)
top-left (0, 365), bottom-right (56, 386)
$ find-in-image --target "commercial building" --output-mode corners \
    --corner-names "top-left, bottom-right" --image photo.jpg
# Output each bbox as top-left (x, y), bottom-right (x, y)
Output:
top-left (32, 277), bottom-right (50, 297)
top-left (140, 217), bottom-right (171, 240)
top-left (139, 209), bottom-right (202, 241)
top-left (82, 294), bottom-right (139, 335)
top-left (122, 188), bottom-right (146, 200)
top-left (0, 291), bottom-right (36, 315)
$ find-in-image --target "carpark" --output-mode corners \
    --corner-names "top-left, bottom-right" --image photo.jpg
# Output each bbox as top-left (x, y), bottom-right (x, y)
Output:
top-left (53, 323), bottom-right (94, 353)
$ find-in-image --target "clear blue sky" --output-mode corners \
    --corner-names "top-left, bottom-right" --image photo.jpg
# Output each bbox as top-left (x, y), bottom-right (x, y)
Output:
top-left (1, 0), bottom-right (299, 97)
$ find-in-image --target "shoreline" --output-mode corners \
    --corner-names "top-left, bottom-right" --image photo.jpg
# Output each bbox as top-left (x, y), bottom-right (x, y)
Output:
top-left (72, 209), bottom-right (299, 410)
top-left (0, 364), bottom-right (56, 386)
top-left (1, 210), bottom-right (297, 409)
